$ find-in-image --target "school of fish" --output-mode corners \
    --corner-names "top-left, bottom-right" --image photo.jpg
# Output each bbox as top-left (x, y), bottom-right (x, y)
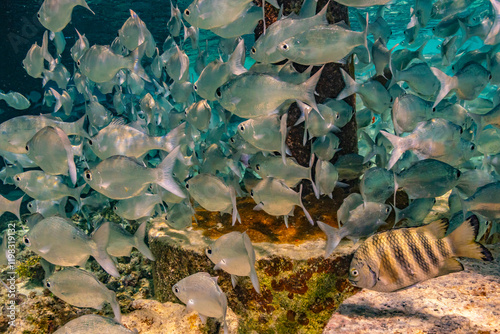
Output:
top-left (0, 0), bottom-right (498, 332)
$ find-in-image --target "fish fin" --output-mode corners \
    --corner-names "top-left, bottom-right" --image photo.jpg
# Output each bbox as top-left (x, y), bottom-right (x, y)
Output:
top-left (40, 258), bottom-right (55, 279)
top-left (134, 221), bottom-right (155, 260)
top-left (336, 68), bottom-right (358, 101)
top-left (280, 113), bottom-right (288, 165)
top-left (110, 291), bottom-right (123, 324)
top-left (431, 67), bottom-right (457, 109)
top-left (51, 126), bottom-right (77, 186)
top-left (156, 146), bottom-right (186, 198)
top-left (316, 221), bottom-right (342, 257)
top-left (242, 232), bottom-right (260, 293)
top-left (249, 265), bottom-right (261, 294)
top-left (129, 43), bottom-right (150, 82)
top-left (49, 88), bottom-right (63, 113)
top-left (91, 221), bottom-right (120, 278)
top-left (266, 0), bottom-right (279, 8)
top-left (72, 184), bottom-right (86, 206)
top-left (230, 274), bottom-right (238, 288)
top-left (309, 153), bottom-right (319, 199)
top-left (185, 299), bottom-right (196, 313)
top-left (380, 130), bottom-right (407, 170)
top-left (298, 184), bottom-right (314, 225)
top-left (387, 51), bottom-right (399, 88)
top-left (363, 13), bottom-right (371, 63)
top-left (228, 39), bottom-right (247, 76)
top-left (445, 215), bottom-right (493, 261)
top-left (300, 67), bottom-right (323, 112)
top-left (420, 218), bottom-right (449, 239)
top-left (163, 122), bottom-right (186, 152)
top-left (198, 313), bottom-right (208, 324)
top-left (416, 40), bottom-right (428, 62)
top-left (437, 258), bottom-right (464, 277)
top-left (229, 186), bottom-right (240, 226)
top-left (253, 202), bottom-right (264, 211)
top-left (283, 214), bottom-right (289, 228)
top-left (79, 0), bottom-right (95, 15)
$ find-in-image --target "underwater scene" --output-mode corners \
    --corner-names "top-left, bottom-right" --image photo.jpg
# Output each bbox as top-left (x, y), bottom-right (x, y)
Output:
top-left (0, 0), bottom-right (499, 333)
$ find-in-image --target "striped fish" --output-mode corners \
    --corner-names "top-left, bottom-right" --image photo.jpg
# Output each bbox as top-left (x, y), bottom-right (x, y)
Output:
top-left (348, 215), bottom-right (493, 292)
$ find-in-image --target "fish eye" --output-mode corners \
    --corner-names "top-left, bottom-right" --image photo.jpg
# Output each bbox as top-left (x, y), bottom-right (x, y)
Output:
top-left (350, 268), bottom-right (359, 277)
top-left (173, 285), bottom-right (179, 293)
top-left (281, 43), bottom-right (289, 51)
top-left (470, 143), bottom-right (475, 150)
top-left (84, 170), bottom-right (92, 181)
top-left (185, 183), bottom-right (189, 189)
top-left (207, 247), bottom-right (212, 255)
top-left (23, 236), bottom-right (30, 246)
top-left (385, 207), bottom-right (390, 213)
top-left (88, 139), bottom-right (93, 146)
top-left (77, 60), bottom-right (81, 66)
top-left (37, 13), bottom-right (40, 18)
top-left (25, 144), bottom-right (29, 151)
top-left (239, 124), bottom-right (245, 132)
top-left (193, 84), bottom-right (197, 91)
top-left (184, 9), bottom-right (190, 16)
top-left (230, 137), bottom-right (235, 143)
top-left (489, 74), bottom-right (492, 80)
top-left (14, 175), bottom-right (21, 182)
top-left (28, 203), bottom-right (33, 209)
top-left (459, 127), bottom-right (463, 134)
top-left (390, 97), bottom-right (394, 103)
top-left (432, 107), bottom-right (436, 112)
top-left (250, 189), bottom-right (254, 196)
top-left (164, 214), bottom-right (168, 220)
top-left (251, 47), bottom-right (256, 54)
top-left (335, 113), bottom-right (340, 119)
top-left (255, 164), bottom-right (260, 171)
top-left (456, 170), bottom-right (461, 178)
top-left (46, 281), bottom-right (51, 288)
top-left (113, 206), bottom-right (117, 211)
top-left (215, 87), bottom-right (222, 98)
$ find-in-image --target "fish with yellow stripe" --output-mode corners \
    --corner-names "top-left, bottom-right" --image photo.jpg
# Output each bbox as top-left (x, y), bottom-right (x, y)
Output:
top-left (348, 215), bottom-right (493, 292)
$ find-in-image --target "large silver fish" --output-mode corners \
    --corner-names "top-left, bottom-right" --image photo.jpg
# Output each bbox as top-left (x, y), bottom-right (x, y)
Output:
top-left (349, 216), bottom-right (493, 292)
top-left (24, 217), bottom-right (119, 277)
top-left (38, 0), bottom-right (94, 32)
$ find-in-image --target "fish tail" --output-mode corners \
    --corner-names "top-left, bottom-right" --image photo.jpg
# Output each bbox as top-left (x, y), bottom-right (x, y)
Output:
top-left (41, 31), bottom-right (54, 65)
top-left (72, 184), bottom-right (86, 206)
top-left (317, 221), bottom-right (342, 257)
top-left (228, 39), bottom-right (247, 76)
top-left (161, 122), bottom-right (186, 152)
top-left (298, 184), bottom-right (314, 225)
top-left (485, 0), bottom-right (500, 45)
top-left (446, 215), bottom-right (493, 261)
top-left (362, 13), bottom-right (371, 63)
top-left (91, 221), bottom-right (120, 277)
top-left (380, 130), bottom-right (407, 170)
top-left (78, 0), bottom-right (95, 15)
top-left (431, 66), bottom-right (456, 109)
top-left (299, 66), bottom-right (323, 112)
top-left (134, 221), bottom-right (155, 260)
top-left (10, 195), bottom-right (24, 221)
top-left (388, 51), bottom-right (399, 88)
top-left (416, 40), bottom-right (428, 62)
top-left (309, 153), bottom-right (320, 199)
top-left (336, 68), bottom-right (359, 101)
top-left (130, 42), bottom-right (150, 82)
top-left (156, 146), bottom-right (186, 199)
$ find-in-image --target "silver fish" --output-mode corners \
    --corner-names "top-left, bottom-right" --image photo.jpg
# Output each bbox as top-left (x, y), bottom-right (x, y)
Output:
top-left (53, 315), bottom-right (136, 334)
top-left (44, 267), bottom-right (121, 323)
top-left (38, 0), bottom-right (94, 32)
top-left (106, 221), bottom-right (155, 260)
top-left (13, 171), bottom-right (84, 202)
top-left (24, 218), bottom-right (119, 277)
top-left (173, 272), bottom-right (228, 334)
top-left (206, 231), bottom-right (260, 293)
top-left (84, 146), bottom-right (185, 200)
top-left (113, 193), bottom-right (163, 221)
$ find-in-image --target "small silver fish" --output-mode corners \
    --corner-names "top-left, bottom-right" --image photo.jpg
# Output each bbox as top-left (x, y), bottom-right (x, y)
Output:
top-left (206, 231), bottom-right (260, 293)
top-left (44, 267), bottom-right (121, 323)
top-left (173, 272), bottom-right (228, 334)
top-left (24, 217), bottom-right (119, 277)
top-left (113, 193), bottom-right (163, 221)
top-left (106, 221), bottom-right (155, 260)
top-left (0, 91), bottom-right (30, 110)
top-left (318, 201), bottom-right (391, 256)
top-left (13, 171), bottom-right (84, 202)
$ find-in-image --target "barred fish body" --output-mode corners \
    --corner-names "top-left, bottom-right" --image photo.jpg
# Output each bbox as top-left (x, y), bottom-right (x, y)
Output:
top-left (349, 215), bottom-right (493, 292)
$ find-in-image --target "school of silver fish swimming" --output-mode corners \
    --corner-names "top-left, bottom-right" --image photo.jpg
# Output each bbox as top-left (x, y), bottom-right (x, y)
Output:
top-left (0, 0), bottom-right (498, 332)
